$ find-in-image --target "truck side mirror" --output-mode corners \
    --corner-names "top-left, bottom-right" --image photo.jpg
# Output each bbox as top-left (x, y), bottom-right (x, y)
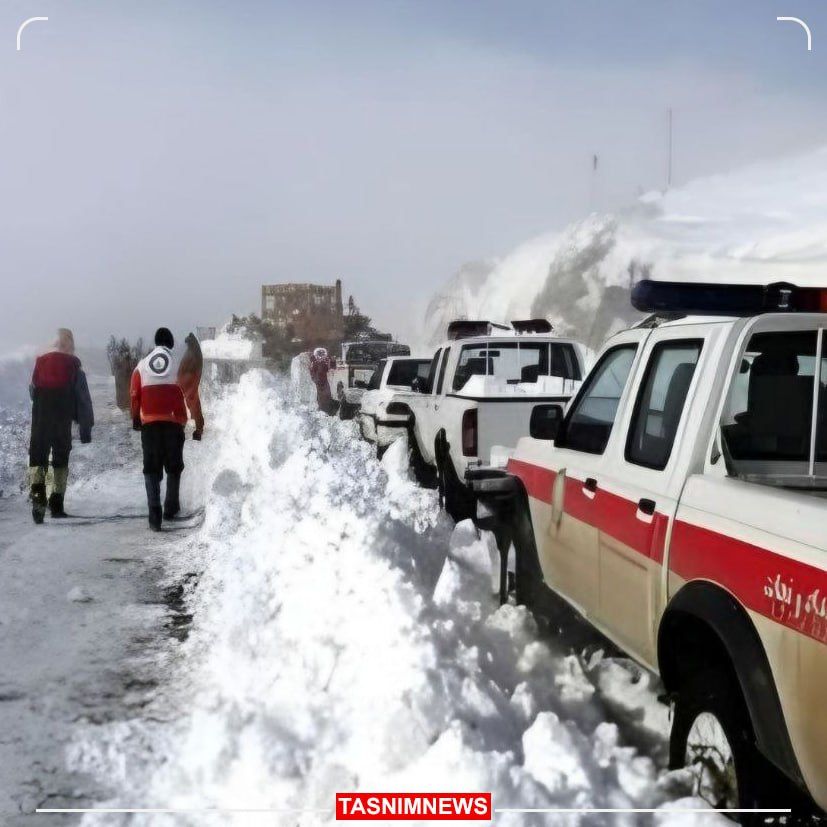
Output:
top-left (411, 377), bottom-right (423, 393)
top-left (530, 404), bottom-right (564, 440)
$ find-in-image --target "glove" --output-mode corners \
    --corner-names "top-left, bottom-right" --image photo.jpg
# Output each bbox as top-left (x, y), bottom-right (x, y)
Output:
top-left (193, 430), bottom-right (202, 441)
top-left (132, 417), bottom-right (142, 431)
top-left (80, 434), bottom-right (92, 445)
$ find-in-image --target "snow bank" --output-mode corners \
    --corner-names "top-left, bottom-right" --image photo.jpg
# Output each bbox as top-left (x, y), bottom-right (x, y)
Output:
top-left (291, 351), bottom-right (317, 405)
top-left (67, 373), bottom-right (722, 824)
top-left (427, 146), bottom-right (827, 349)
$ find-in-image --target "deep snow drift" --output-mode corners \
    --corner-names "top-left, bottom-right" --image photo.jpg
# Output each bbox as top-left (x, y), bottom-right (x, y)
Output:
top-left (64, 371), bottom-right (723, 825)
top-left (425, 146), bottom-right (827, 349)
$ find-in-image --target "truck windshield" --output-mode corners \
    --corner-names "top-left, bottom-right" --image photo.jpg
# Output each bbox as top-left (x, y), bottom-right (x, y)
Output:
top-left (722, 330), bottom-right (827, 487)
top-left (452, 342), bottom-right (580, 391)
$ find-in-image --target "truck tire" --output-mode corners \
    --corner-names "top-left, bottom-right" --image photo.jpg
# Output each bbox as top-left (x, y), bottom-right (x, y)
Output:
top-left (408, 426), bottom-right (437, 489)
top-left (670, 669), bottom-right (765, 813)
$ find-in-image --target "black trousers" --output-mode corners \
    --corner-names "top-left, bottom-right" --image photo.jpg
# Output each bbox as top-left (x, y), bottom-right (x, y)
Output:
top-left (30, 388), bottom-right (73, 468)
top-left (141, 422), bottom-right (185, 479)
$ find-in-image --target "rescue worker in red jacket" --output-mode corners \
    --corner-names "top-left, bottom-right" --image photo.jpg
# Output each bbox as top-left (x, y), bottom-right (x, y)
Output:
top-left (130, 327), bottom-right (203, 531)
top-left (28, 328), bottom-right (94, 523)
top-left (309, 347), bottom-right (335, 414)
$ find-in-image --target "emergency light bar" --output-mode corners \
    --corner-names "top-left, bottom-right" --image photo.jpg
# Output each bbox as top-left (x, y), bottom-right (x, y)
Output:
top-left (631, 280), bottom-right (827, 315)
top-left (511, 319), bottom-right (553, 334)
top-left (446, 320), bottom-right (510, 340)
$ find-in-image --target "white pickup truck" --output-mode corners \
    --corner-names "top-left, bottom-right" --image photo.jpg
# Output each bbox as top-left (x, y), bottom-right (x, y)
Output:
top-left (328, 339), bottom-right (411, 419)
top-left (390, 320), bottom-right (588, 521)
top-left (356, 356), bottom-right (431, 454)
top-left (468, 280), bottom-right (827, 813)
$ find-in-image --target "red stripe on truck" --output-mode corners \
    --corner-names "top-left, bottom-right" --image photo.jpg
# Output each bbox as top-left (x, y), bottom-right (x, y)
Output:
top-left (507, 459), bottom-right (668, 563)
top-left (507, 459), bottom-right (827, 644)
top-left (506, 459), bottom-right (556, 501)
top-left (670, 521), bottom-right (827, 645)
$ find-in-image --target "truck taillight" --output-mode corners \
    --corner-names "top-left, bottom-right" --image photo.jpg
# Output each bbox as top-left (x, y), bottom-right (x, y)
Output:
top-left (462, 409), bottom-right (478, 457)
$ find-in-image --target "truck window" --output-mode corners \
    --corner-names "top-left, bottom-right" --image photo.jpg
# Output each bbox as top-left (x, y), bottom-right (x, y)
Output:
top-left (453, 345), bottom-right (488, 391)
top-left (425, 349), bottom-right (441, 394)
top-left (452, 342), bottom-right (581, 389)
top-left (557, 344), bottom-right (637, 454)
top-left (367, 360), bottom-right (386, 391)
top-left (551, 344), bottom-right (582, 380)
top-left (387, 359), bottom-right (426, 388)
top-left (722, 330), bottom-right (822, 480)
top-left (436, 348), bottom-right (451, 394)
top-left (626, 340), bottom-right (701, 470)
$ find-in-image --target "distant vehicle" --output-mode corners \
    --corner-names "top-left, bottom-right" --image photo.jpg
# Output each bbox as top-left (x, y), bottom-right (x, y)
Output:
top-left (389, 320), bottom-right (588, 520)
top-left (328, 340), bottom-right (411, 419)
top-left (357, 356), bottom-right (432, 454)
top-left (468, 280), bottom-right (827, 813)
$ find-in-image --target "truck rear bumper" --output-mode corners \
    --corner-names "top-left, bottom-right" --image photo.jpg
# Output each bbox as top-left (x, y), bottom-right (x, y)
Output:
top-left (465, 466), bottom-right (519, 498)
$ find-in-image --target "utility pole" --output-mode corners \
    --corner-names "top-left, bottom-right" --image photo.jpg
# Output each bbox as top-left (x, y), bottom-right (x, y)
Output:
top-left (667, 107), bottom-right (673, 190)
top-left (589, 153), bottom-right (598, 212)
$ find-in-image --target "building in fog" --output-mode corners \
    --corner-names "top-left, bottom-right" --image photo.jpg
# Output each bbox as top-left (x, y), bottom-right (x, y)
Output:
top-left (261, 279), bottom-right (344, 344)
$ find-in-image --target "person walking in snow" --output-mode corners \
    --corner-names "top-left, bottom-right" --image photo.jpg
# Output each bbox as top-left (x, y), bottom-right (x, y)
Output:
top-left (28, 328), bottom-right (94, 523)
top-left (309, 347), bottom-right (335, 414)
top-left (130, 327), bottom-right (204, 531)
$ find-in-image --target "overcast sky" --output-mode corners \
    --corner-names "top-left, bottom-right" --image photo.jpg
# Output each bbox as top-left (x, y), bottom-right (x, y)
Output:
top-left (2, 0), bottom-right (827, 352)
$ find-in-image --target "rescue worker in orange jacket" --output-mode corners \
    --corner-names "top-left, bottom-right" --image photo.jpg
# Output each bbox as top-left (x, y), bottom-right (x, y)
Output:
top-left (28, 328), bottom-right (94, 523)
top-left (130, 327), bottom-right (203, 531)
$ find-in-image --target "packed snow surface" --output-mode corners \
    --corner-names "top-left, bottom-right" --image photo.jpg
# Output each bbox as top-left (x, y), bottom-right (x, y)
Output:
top-left (62, 370), bottom-right (723, 825)
top-left (425, 146), bottom-right (827, 349)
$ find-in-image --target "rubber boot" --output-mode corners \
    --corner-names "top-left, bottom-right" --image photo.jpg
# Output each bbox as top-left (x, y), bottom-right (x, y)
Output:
top-left (144, 473), bottom-right (162, 531)
top-left (163, 473), bottom-right (181, 520)
top-left (31, 483), bottom-right (47, 525)
top-left (48, 492), bottom-right (68, 518)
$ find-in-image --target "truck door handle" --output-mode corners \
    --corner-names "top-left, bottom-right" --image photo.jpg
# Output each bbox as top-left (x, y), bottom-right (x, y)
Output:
top-left (637, 498), bottom-right (656, 516)
top-left (582, 477), bottom-right (597, 498)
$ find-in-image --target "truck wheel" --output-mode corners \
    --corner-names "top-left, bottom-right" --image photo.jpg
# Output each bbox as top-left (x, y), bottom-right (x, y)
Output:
top-left (408, 428), bottom-right (437, 489)
top-left (670, 670), bottom-right (762, 812)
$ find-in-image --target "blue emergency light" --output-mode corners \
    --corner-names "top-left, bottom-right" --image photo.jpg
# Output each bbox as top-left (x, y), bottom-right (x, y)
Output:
top-left (631, 280), bottom-right (827, 315)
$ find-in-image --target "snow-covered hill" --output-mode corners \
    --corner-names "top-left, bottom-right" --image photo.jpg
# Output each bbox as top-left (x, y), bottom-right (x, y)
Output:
top-left (425, 147), bottom-right (827, 349)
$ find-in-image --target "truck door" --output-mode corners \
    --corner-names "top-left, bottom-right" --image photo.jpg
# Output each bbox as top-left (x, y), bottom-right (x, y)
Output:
top-left (413, 348), bottom-right (440, 463)
top-left (596, 333), bottom-right (705, 667)
top-left (420, 347), bottom-right (451, 463)
top-left (532, 332), bottom-right (644, 618)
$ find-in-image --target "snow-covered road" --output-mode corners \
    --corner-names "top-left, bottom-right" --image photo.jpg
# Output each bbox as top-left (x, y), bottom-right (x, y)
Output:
top-left (2, 368), bottom-right (724, 825)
